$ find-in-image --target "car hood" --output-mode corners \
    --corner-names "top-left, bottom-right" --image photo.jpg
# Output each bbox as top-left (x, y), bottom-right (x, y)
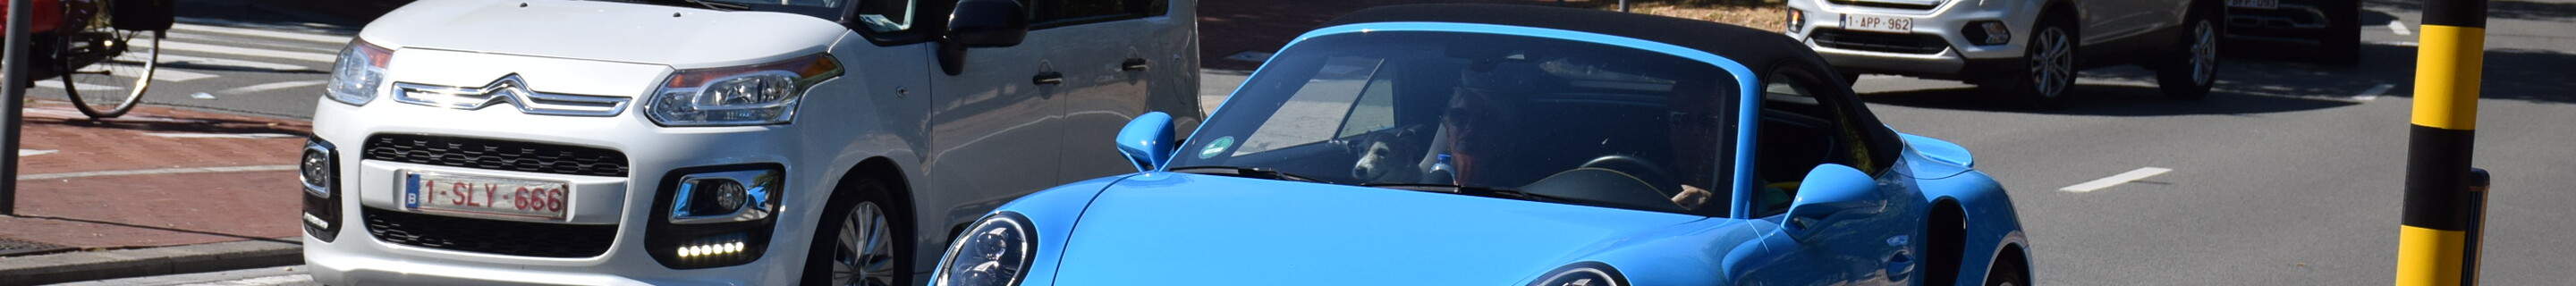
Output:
top-left (1046, 173), bottom-right (1717, 284)
top-left (360, 0), bottom-right (846, 67)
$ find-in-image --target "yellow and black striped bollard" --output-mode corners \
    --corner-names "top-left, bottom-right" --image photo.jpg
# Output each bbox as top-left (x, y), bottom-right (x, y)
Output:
top-left (2396, 0), bottom-right (2489, 285)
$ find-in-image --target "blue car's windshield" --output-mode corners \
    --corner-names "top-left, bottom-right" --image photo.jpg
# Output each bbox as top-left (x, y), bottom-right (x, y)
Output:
top-left (1171, 31), bottom-right (1737, 217)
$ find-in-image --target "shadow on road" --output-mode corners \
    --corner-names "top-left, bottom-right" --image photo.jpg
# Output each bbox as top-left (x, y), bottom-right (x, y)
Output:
top-left (2368, 0), bottom-right (2576, 23)
top-left (1860, 85), bottom-right (2361, 116)
top-left (1867, 39), bottom-right (2576, 114)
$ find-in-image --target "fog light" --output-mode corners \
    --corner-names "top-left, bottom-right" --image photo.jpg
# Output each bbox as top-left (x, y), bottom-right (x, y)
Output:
top-left (300, 139), bottom-right (342, 242)
top-left (1786, 10), bottom-right (1806, 33)
top-left (670, 169), bottom-right (779, 224)
top-left (299, 145), bottom-right (332, 197)
top-left (648, 164), bottom-right (784, 269)
top-left (1964, 21), bottom-right (2012, 45)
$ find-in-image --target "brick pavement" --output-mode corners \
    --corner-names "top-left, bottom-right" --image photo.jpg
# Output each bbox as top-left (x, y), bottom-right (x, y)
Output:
top-left (1, 101), bottom-right (309, 253)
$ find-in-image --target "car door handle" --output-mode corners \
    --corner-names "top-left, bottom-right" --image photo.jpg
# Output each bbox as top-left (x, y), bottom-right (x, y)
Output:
top-left (1121, 58), bottom-right (1149, 71)
top-left (1032, 72), bottom-right (1065, 85)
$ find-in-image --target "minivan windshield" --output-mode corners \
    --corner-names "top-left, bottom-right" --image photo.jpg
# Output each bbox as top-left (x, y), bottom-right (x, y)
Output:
top-left (1169, 30), bottom-right (1738, 217)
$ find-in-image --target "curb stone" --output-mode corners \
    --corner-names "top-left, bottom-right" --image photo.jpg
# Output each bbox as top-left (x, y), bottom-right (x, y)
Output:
top-left (0, 239), bottom-right (301, 285)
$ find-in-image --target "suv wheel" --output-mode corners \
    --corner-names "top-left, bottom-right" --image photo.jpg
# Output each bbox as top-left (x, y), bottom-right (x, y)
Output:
top-left (804, 178), bottom-right (911, 286)
top-left (1999, 15), bottom-right (2077, 109)
top-left (2157, 8), bottom-right (2221, 100)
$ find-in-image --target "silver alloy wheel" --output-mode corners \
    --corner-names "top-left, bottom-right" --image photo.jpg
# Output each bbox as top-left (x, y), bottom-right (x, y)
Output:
top-left (2029, 27), bottom-right (2073, 97)
top-left (2187, 20), bottom-right (2218, 85)
top-left (832, 202), bottom-right (896, 286)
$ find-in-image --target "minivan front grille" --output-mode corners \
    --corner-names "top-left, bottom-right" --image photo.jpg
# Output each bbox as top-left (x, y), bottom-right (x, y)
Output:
top-left (363, 134), bottom-right (630, 177)
top-left (363, 207), bottom-right (616, 258)
top-left (1812, 29), bottom-right (1950, 55)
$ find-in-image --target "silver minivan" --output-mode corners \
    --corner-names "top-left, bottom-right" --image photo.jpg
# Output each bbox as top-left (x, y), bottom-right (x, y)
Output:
top-left (296, 0), bottom-right (1200, 284)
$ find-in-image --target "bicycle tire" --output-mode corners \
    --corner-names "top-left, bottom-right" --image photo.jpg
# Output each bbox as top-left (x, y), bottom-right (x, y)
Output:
top-left (55, 21), bottom-right (157, 119)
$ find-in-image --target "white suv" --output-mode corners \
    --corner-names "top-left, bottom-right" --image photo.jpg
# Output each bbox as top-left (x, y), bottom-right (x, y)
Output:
top-left (296, 0), bottom-right (1199, 284)
top-left (1787, 0), bottom-right (2223, 108)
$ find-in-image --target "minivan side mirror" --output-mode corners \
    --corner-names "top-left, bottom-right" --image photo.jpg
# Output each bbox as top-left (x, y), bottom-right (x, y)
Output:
top-left (1115, 112), bottom-right (1178, 172)
top-left (1781, 164), bottom-right (1882, 240)
top-left (947, 0), bottom-right (1028, 47)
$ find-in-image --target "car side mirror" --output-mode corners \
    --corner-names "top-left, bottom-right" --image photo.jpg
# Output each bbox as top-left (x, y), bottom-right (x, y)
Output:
top-left (1115, 112), bottom-right (1178, 172)
top-left (1782, 164), bottom-right (1882, 240)
top-left (936, 0), bottom-right (1028, 75)
top-left (947, 0), bottom-right (1027, 47)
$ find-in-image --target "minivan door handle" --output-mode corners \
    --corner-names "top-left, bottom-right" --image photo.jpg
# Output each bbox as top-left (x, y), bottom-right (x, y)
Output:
top-left (1121, 58), bottom-right (1149, 71)
top-left (1032, 72), bottom-right (1065, 85)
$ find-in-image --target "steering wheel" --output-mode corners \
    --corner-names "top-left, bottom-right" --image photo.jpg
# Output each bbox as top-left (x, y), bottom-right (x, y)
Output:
top-left (1579, 155), bottom-right (1677, 196)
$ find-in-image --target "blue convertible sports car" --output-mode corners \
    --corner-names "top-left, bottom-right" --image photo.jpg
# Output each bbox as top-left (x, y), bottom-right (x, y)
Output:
top-left (930, 4), bottom-right (2029, 286)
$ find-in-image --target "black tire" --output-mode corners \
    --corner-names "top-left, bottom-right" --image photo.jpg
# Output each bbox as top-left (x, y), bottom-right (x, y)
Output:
top-left (1985, 257), bottom-right (2030, 286)
top-left (1996, 14), bottom-right (2078, 110)
top-left (2311, 0), bottom-right (2361, 65)
top-left (803, 178), bottom-right (913, 286)
top-left (2157, 4), bottom-right (2222, 100)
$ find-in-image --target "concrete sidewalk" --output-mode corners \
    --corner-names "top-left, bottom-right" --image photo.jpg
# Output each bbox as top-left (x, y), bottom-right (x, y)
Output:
top-left (0, 101), bottom-right (310, 285)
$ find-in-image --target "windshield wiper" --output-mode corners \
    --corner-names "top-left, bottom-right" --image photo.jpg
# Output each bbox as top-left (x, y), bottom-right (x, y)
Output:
top-left (1360, 183), bottom-right (1574, 203)
top-left (1166, 166), bottom-right (1326, 183)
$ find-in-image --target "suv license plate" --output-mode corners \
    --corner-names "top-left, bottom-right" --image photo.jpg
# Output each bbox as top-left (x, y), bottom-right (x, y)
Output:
top-left (402, 171), bottom-right (571, 221)
top-left (2227, 0), bottom-right (2278, 9)
top-left (1843, 13), bottom-right (1915, 34)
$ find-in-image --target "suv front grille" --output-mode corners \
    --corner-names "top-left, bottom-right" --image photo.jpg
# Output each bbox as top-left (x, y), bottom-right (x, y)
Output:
top-left (1812, 29), bottom-right (1949, 55)
top-left (363, 134), bottom-right (630, 177)
top-left (363, 207), bottom-right (616, 258)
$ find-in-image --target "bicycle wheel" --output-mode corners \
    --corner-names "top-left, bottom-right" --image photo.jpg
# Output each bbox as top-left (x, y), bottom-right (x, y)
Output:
top-left (55, 27), bottom-right (157, 119)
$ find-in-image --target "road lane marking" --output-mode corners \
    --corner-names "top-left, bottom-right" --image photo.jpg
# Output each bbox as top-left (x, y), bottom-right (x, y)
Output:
top-left (2390, 20), bottom-right (2412, 36)
top-left (157, 54), bottom-right (319, 72)
top-left (2355, 83), bottom-right (2395, 101)
top-left (2060, 167), bottom-right (2173, 193)
top-left (148, 68), bottom-right (217, 82)
top-left (159, 40), bottom-right (338, 63)
top-left (219, 80), bottom-right (327, 95)
top-left (144, 132), bottom-right (302, 139)
top-left (173, 22), bottom-right (354, 44)
top-left (18, 164), bottom-right (296, 181)
top-left (18, 149), bottom-right (55, 156)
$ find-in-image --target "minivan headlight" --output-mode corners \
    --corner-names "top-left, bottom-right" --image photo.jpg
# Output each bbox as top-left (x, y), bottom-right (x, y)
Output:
top-left (325, 39), bottom-right (392, 105)
top-left (645, 54), bottom-right (843, 126)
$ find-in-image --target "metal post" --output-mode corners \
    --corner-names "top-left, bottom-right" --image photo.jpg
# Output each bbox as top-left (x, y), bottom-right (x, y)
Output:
top-left (0, 0), bottom-right (33, 215)
top-left (2394, 0), bottom-right (2487, 284)
top-left (1618, 0), bottom-right (1629, 13)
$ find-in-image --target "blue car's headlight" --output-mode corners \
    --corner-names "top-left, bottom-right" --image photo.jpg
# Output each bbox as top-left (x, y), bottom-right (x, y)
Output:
top-left (936, 212), bottom-right (1035, 286)
top-left (1530, 262), bottom-right (1628, 286)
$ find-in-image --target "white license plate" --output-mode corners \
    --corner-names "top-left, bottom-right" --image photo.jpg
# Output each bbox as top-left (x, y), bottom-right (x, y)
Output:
top-left (2227, 0), bottom-right (2278, 9)
top-left (1843, 13), bottom-right (1916, 34)
top-left (402, 171), bottom-right (570, 220)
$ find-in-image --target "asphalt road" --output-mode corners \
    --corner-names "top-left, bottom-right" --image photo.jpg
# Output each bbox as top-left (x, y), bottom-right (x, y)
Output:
top-left (60, 0), bottom-right (2576, 285)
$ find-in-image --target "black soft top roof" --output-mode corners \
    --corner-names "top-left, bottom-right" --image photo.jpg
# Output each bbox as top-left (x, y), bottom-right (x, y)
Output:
top-left (1319, 4), bottom-right (1826, 73)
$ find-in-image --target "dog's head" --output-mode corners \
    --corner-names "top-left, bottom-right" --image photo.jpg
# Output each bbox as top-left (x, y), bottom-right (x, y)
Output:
top-left (1350, 126), bottom-right (1431, 181)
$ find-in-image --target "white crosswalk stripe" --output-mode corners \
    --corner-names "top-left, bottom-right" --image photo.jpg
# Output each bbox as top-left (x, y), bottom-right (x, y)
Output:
top-left (158, 40), bottom-right (339, 63)
top-left (172, 22), bottom-right (353, 44)
top-left (156, 54), bottom-right (319, 72)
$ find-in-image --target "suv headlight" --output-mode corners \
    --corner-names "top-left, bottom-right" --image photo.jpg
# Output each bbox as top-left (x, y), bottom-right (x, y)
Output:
top-left (935, 212), bottom-right (1036, 286)
top-left (645, 54), bottom-right (843, 126)
top-left (1530, 263), bottom-right (1628, 286)
top-left (324, 39), bottom-right (392, 105)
